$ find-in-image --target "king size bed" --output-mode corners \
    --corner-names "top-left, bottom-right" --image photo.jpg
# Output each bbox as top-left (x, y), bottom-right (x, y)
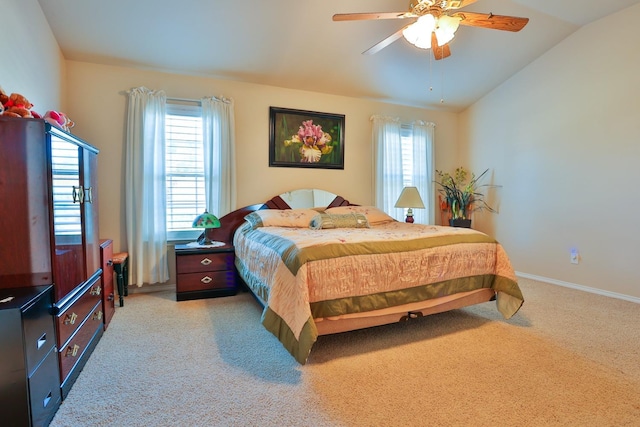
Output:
top-left (207, 189), bottom-right (524, 364)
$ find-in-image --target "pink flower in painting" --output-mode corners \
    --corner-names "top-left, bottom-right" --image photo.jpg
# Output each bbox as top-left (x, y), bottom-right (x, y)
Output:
top-left (283, 119), bottom-right (334, 163)
top-left (298, 120), bottom-right (324, 147)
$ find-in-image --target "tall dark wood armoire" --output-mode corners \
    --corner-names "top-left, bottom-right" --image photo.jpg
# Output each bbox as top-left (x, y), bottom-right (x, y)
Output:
top-left (0, 116), bottom-right (105, 424)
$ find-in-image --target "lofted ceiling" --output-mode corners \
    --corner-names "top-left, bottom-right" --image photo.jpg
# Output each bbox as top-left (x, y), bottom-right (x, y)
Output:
top-left (38, 0), bottom-right (640, 112)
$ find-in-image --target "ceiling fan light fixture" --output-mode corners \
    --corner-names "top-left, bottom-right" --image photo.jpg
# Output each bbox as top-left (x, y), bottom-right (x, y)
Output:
top-left (434, 15), bottom-right (461, 46)
top-left (402, 14), bottom-right (436, 49)
top-left (335, 1), bottom-right (529, 59)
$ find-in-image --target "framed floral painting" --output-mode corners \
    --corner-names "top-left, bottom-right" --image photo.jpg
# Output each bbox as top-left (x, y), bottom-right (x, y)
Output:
top-left (269, 107), bottom-right (345, 169)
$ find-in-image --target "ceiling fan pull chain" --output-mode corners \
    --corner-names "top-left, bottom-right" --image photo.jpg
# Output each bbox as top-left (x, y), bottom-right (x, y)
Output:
top-left (429, 51), bottom-right (434, 92)
top-left (440, 58), bottom-right (445, 104)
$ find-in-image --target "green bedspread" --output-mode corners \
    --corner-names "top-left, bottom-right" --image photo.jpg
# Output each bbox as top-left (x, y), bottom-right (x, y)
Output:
top-left (234, 221), bottom-right (523, 364)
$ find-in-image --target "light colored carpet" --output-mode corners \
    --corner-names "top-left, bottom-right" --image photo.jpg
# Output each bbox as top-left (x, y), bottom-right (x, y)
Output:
top-left (50, 278), bottom-right (640, 427)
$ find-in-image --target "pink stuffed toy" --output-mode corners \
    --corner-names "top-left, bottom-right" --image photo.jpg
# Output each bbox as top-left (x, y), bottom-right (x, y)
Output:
top-left (44, 110), bottom-right (75, 131)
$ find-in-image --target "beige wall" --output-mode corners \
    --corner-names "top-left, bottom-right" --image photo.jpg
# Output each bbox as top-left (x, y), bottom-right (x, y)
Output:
top-left (63, 61), bottom-right (459, 278)
top-left (459, 4), bottom-right (640, 299)
top-left (0, 0), bottom-right (66, 112)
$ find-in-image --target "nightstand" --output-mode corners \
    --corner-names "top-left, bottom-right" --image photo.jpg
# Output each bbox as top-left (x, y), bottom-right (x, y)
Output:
top-left (174, 243), bottom-right (238, 301)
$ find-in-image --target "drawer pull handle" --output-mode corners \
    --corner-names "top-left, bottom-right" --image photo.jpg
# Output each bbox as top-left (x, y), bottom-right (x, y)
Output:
top-left (201, 276), bottom-right (213, 284)
top-left (72, 185), bottom-right (83, 203)
top-left (200, 258), bottom-right (212, 266)
top-left (85, 186), bottom-right (93, 203)
top-left (65, 344), bottom-right (81, 358)
top-left (64, 312), bottom-right (78, 325)
top-left (37, 333), bottom-right (47, 349)
top-left (93, 310), bottom-right (103, 321)
top-left (90, 285), bottom-right (102, 296)
top-left (43, 391), bottom-right (52, 408)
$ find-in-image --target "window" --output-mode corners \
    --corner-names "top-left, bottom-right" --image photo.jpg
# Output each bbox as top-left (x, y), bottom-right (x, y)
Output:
top-left (165, 102), bottom-right (206, 241)
top-left (400, 124), bottom-right (415, 188)
top-left (372, 116), bottom-right (433, 224)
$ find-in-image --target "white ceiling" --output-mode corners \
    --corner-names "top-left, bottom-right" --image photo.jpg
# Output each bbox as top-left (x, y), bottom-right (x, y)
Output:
top-left (38, 0), bottom-right (640, 112)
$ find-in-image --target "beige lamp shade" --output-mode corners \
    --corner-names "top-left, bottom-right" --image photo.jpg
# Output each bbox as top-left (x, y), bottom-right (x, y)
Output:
top-left (394, 187), bottom-right (425, 223)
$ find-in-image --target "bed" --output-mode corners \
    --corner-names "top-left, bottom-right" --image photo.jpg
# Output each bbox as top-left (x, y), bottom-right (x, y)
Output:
top-left (207, 189), bottom-right (524, 364)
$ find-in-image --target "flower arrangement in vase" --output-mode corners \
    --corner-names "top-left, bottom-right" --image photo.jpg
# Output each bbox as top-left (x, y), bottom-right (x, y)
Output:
top-left (435, 167), bottom-right (498, 227)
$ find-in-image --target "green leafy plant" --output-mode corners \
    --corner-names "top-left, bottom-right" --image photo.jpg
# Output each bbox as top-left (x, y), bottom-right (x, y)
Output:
top-left (435, 167), bottom-right (498, 220)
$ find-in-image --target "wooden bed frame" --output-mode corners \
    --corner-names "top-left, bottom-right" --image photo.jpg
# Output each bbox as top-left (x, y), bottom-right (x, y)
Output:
top-left (205, 192), bottom-right (496, 336)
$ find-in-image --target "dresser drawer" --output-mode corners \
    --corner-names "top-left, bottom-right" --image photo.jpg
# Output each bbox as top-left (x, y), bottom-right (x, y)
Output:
top-left (0, 286), bottom-right (59, 427)
top-left (58, 300), bottom-right (103, 381)
top-left (28, 347), bottom-right (61, 427)
top-left (22, 290), bottom-right (56, 376)
top-left (56, 280), bottom-right (102, 346)
top-left (176, 251), bottom-right (234, 274)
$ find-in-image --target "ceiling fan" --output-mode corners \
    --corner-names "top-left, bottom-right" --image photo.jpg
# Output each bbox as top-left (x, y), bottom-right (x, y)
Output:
top-left (333, 0), bottom-right (529, 60)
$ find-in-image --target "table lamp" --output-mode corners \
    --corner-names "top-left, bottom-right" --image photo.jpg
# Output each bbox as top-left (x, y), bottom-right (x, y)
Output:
top-left (394, 187), bottom-right (425, 223)
top-left (192, 210), bottom-right (221, 245)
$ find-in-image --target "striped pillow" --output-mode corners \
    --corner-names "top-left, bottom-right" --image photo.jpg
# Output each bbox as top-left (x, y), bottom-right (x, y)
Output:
top-left (309, 213), bottom-right (370, 230)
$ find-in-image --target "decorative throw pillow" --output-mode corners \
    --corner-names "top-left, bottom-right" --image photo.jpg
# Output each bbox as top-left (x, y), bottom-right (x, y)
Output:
top-left (309, 213), bottom-right (370, 230)
top-left (244, 208), bottom-right (319, 229)
top-left (325, 206), bottom-right (396, 226)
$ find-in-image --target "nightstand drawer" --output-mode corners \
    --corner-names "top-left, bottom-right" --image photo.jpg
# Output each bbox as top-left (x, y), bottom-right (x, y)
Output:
top-left (176, 252), bottom-right (234, 274)
top-left (177, 270), bottom-right (236, 292)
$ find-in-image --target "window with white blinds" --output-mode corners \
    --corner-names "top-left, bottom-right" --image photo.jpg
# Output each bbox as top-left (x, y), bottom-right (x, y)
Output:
top-left (400, 124), bottom-right (414, 187)
top-left (165, 102), bottom-right (206, 240)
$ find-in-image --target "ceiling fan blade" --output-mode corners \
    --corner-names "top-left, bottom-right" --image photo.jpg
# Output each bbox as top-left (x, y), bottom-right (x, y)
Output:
top-left (455, 11), bottom-right (529, 32)
top-left (333, 12), bottom-right (413, 21)
top-left (445, 0), bottom-right (479, 10)
top-left (431, 32), bottom-right (451, 60)
top-left (363, 26), bottom-right (408, 55)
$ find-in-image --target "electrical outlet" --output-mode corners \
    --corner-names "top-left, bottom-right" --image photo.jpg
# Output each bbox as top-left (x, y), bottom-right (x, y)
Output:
top-left (570, 248), bottom-right (580, 264)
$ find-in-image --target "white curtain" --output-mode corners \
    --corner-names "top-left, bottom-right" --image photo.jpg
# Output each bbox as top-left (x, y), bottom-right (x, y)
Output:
top-left (371, 115), bottom-right (405, 221)
top-left (125, 87), bottom-right (169, 286)
top-left (201, 96), bottom-right (236, 217)
top-left (411, 120), bottom-right (435, 224)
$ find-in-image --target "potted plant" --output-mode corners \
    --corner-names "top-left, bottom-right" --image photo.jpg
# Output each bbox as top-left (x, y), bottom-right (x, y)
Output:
top-left (435, 167), bottom-right (498, 228)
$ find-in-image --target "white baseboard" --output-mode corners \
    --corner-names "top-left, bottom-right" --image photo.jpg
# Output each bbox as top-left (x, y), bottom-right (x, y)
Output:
top-left (516, 272), bottom-right (640, 304)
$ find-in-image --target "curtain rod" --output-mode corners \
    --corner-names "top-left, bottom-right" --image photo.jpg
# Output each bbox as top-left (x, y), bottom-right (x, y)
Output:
top-left (166, 96), bottom-right (200, 104)
top-left (122, 89), bottom-right (231, 104)
top-left (167, 95), bottom-right (232, 105)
